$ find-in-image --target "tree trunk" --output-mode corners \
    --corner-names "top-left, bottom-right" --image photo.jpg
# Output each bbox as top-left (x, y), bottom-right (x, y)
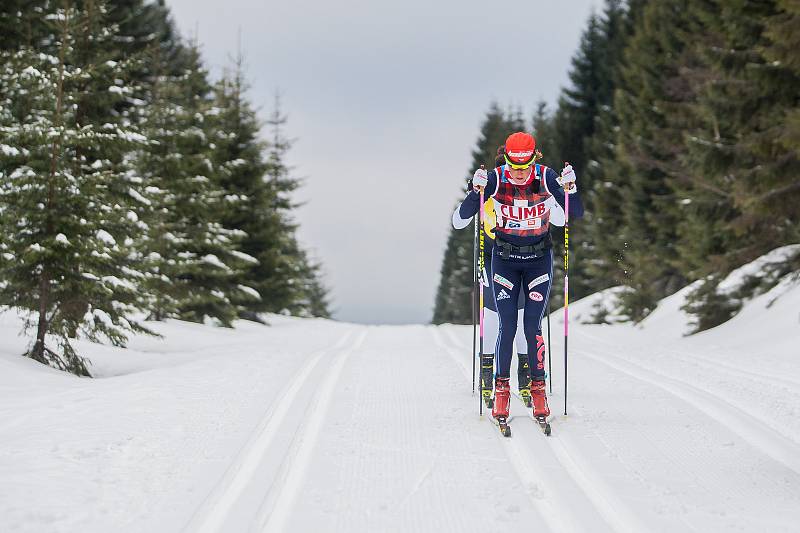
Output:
top-left (30, 271), bottom-right (50, 364)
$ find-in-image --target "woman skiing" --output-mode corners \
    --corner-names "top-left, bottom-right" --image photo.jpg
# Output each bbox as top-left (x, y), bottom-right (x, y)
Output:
top-left (452, 147), bottom-right (565, 409)
top-left (453, 132), bottom-right (583, 427)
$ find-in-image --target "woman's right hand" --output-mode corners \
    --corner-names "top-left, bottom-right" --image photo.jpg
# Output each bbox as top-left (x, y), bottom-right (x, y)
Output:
top-left (472, 168), bottom-right (488, 190)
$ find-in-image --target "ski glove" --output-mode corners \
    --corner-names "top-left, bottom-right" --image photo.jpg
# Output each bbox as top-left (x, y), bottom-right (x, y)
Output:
top-left (472, 168), bottom-right (488, 190)
top-left (558, 164), bottom-right (578, 194)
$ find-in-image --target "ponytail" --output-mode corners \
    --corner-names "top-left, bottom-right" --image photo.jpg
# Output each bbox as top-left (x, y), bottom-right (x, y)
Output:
top-left (494, 144), bottom-right (506, 167)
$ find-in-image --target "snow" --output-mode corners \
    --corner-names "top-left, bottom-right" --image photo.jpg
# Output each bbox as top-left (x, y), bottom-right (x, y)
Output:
top-left (237, 284), bottom-right (262, 300)
top-left (20, 66), bottom-right (42, 78)
top-left (1, 250), bottom-right (799, 532)
top-left (127, 187), bottom-right (151, 206)
top-left (95, 229), bottom-right (116, 246)
top-left (230, 249), bottom-right (259, 264)
top-left (717, 244), bottom-right (800, 294)
top-left (101, 276), bottom-right (136, 291)
top-left (1, 144), bottom-right (20, 156)
top-left (201, 254), bottom-right (230, 270)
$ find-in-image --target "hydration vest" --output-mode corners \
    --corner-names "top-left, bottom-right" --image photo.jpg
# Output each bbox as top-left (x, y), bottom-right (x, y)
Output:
top-left (491, 164), bottom-right (552, 238)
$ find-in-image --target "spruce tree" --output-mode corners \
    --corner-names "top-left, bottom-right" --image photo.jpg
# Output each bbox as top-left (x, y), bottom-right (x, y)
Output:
top-left (0, 2), bottom-right (153, 375)
top-left (136, 43), bottom-right (247, 327)
top-left (104, 0), bottom-right (190, 85)
top-left (670, 0), bottom-right (800, 329)
top-left (0, 1), bottom-right (51, 51)
top-left (580, 0), bottom-right (643, 294)
top-left (259, 97), bottom-right (331, 317)
top-left (210, 59), bottom-right (269, 319)
top-left (607, 0), bottom-right (691, 320)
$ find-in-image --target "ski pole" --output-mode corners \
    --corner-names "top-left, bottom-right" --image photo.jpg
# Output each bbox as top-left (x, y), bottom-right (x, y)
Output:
top-left (547, 298), bottom-right (552, 394)
top-left (478, 166), bottom-right (486, 416)
top-left (563, 163), bottom-right (570, 416)
top-left (472, 216), bottom-right (478, 394)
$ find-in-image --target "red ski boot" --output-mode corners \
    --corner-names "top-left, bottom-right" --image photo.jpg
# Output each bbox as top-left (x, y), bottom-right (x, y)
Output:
top-left (492, 377), bottom-right (511, 419)
top-left (530, 378), bottom-right (550, 418)
top-left (491, 377), bottom-right (512, 437)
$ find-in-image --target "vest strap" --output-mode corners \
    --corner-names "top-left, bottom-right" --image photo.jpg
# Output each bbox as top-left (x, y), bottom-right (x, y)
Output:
top-left (495, 233), bottom-right (552, 260)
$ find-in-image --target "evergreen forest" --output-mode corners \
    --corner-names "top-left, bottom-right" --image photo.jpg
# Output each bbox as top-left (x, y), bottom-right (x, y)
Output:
top-left (433, 0), bottom-right (800, 331)
top-left (0, 0), bottom-right (330, 375)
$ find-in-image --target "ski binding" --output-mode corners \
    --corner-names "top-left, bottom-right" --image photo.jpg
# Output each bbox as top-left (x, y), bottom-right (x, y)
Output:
top-left (534, 415), bottom-right (551, 436)
top-left (492, 416), bottom-right (512, 437)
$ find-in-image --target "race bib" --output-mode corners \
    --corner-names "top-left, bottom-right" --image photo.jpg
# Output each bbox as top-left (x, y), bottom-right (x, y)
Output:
top-left (495, 201), bottom-right (547, 230)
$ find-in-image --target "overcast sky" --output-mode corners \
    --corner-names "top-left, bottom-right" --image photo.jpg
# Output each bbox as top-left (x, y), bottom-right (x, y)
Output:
top-left (166, 0), bottom-right (599, 324)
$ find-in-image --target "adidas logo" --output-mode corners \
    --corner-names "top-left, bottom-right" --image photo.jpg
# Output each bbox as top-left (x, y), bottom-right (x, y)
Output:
top-left (497, 289), bottom-right (511, 300)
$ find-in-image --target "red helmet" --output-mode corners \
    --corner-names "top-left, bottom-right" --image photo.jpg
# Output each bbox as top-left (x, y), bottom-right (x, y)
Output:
top-left (504, 132), bottom-right (536, 167)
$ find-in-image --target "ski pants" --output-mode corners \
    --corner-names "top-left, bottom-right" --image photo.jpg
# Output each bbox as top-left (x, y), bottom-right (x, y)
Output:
top-left (481, 236), bottom-right (527, 355)
top-left (491, 248), bottom-right (553, 380)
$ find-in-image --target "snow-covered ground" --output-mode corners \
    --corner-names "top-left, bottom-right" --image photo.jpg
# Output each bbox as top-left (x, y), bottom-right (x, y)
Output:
top-left (1, 256), bottom-right (799, 532)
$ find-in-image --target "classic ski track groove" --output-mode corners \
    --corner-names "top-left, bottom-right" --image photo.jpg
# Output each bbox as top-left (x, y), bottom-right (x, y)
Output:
top-left (259, 330), bottom-right (369, 533)
top-left (518, 396), bottom-right (651, 533)
top-left (577, 328), bottom-right (800, 390)
top-left (185, 329), bottom-right (356, 533)
top-left (454, 323), bottom-right (800, 529)
top-left (434, 326), bottom-right (641, 533)
top-left (575, 342), bottom-right (800, 475)
top-left (429, 328), bottom-right (562, 532)
top-left (443, 327), bottom-right (649, 533)
top-left (570, 355), bottom-right (765, 531)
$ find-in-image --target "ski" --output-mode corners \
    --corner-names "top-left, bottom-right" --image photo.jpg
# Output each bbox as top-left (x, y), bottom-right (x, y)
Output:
top-left (490, 415), bottom-right (512, 437)
top-left (534, 415), bottom-right (552, 436)
top-left (511, 390), bottom-right (553, 436)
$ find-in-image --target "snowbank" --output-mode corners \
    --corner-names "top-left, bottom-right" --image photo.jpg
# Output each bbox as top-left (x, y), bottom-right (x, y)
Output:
top-left (0, 311), bottom-right (351, 533)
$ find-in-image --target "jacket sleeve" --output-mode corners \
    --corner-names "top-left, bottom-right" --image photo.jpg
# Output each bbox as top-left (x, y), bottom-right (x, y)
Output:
top-left (543, 167), bottom-right (584, 219)
top-left (545, 196), bottom-right (565, 227)
top-left (451, 170), bottom-right (499, 229)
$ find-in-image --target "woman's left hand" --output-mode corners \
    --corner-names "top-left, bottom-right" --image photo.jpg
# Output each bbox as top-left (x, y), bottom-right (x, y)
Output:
top-left (558, 164), bottom-right (577, 192)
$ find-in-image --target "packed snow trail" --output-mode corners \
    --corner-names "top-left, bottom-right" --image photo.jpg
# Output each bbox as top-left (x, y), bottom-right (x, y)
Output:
top-left (1, 309), bottom-right (800, 532)
top-left (444, 322), bottom-right (800, 533)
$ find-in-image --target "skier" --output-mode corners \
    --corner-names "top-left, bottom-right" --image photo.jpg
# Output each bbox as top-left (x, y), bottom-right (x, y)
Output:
top-left (453, 132), bottom-right (583, 427)
top-left (452, 146), bottom-right (564, 409)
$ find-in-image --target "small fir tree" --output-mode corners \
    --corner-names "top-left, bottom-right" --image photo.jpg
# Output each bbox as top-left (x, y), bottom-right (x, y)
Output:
top-left (0, 3), bottom-right (154, 375)
top-left (136, 43), bottom-right (247, 327)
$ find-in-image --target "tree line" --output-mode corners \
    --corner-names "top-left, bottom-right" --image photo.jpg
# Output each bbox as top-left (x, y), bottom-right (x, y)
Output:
top-left (434, 0), bottom-right (799, 331)
top-left (0, 0), bottom-right (330, 376)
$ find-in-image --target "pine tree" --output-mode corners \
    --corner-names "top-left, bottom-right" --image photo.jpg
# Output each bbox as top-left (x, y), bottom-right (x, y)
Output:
top-left (212, 61), bottom-right (289, 320)
top-left (579, 0), bottom-right (643, 295)
top-left (258, 96), bottom-right (331, 317)
top-left (764, 0), bottom-right (800, 193)
top-left (432, 104), bottom-right (524, 324)
top-left (534, 1), bottom-right (632, 305)
top-left (0, 1), bottom-right (51, 51)
top-left (134, 45), bottom-right (184, 321)
top-left (0, 2), bottom-right (154, 375)
top-left (669, 0), bottom-right (800, 329)
top-left (136, 43), bottom-right (248, 327)
top-left (104, 0), bottom-right (191, 96)
top-left (606, 0), bottom-right (692, 320)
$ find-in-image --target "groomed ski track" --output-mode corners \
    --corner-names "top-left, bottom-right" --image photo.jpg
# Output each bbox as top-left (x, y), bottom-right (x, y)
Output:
top-left (183, 323), bottom-right (799, 533)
